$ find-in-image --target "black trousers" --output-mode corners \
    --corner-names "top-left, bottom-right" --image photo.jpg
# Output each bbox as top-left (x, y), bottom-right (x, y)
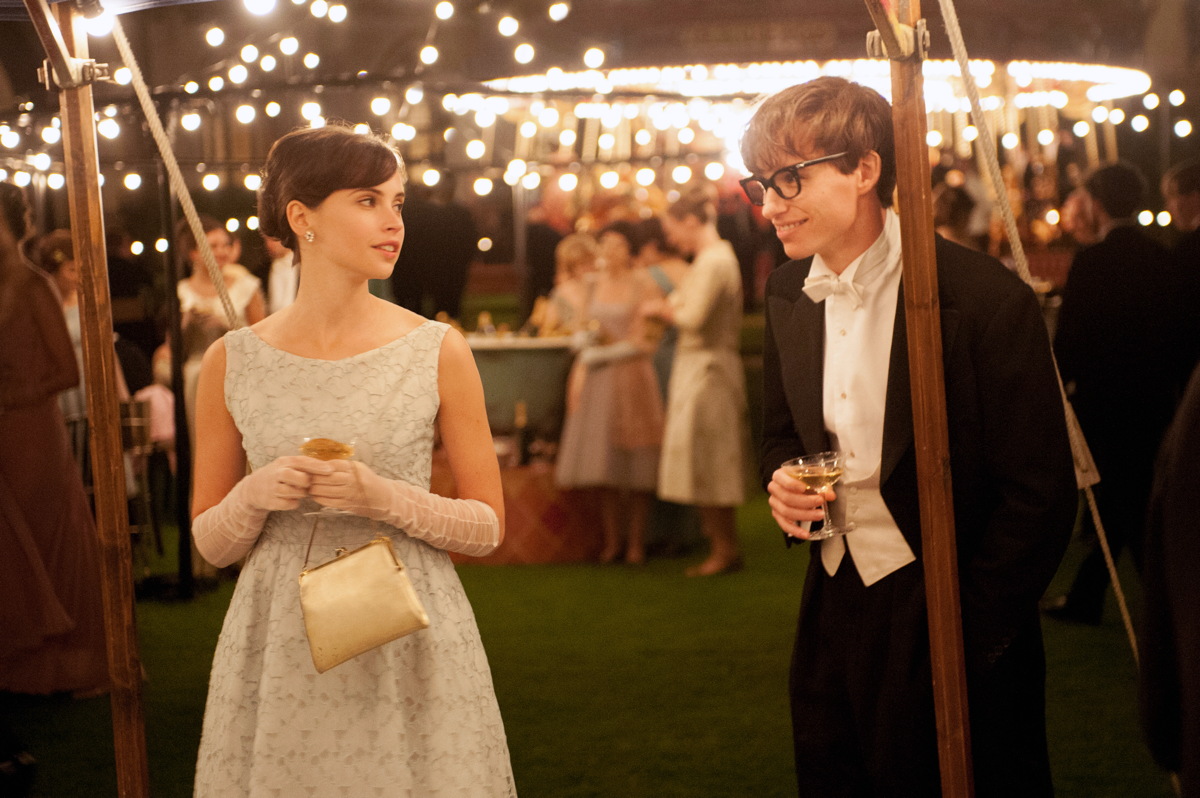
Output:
top-left (790, 548), bottom-right (1053, 798)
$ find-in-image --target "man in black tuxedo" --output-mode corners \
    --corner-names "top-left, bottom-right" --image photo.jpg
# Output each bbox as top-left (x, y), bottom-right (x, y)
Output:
top-left (1163, 157), bottom-right (1200, 392)
top-left (1140, 363), bottom-right (1200, 796)
top-left (745, 77), bottom-right (1076, 796)
top-left (1045, 162), bottom-right (1176, 624)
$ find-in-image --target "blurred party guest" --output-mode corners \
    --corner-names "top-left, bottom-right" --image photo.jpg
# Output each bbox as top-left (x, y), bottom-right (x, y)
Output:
top-left (932, 182), bottom-right (978, 250)
top-left (634, 216), bottom-right (690, 397)
top-left (262, 233), bottom-right (297, 314)
top-left (520, 203), bottom-right (564, 323)
top-left (555, 221), bottom-right (663, 564)
top-left (0, 183), bottom-right (36, 272)
top-left (36, 230), bottom-right (132, 481)
top-left (644, 189), bottom-right (748, 576)
top-left (389, 182), bottom-right (477, 320)
top-left (1059, 186), bottom-right (1100, 248)
top-left (540, 232), bottom-right (598, 335)
top-left (37, 230), bottom-right (87, 429)
top-left (1140, 364), bottom-right (1200, 796)
top-left (163, 216), bottom-right (265, 434)
top-left (1162, 157), bottom-right (1200, 392)
top-left (1046, 162), bottom-right (1176, 625)
top-left (0, 213), bottom-right (108, 698)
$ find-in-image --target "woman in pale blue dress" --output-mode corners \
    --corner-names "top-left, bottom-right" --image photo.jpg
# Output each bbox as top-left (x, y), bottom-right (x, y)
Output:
top-left (189, 124), bottom-right (516, 796)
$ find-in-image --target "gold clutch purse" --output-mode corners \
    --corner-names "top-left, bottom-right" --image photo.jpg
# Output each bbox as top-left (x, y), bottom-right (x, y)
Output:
top-left (298, 532), bottom-right (430, 674)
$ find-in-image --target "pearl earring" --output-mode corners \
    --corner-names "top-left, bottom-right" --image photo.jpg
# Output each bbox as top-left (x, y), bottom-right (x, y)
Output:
top-left (304, 230), bottom-right (314, 243)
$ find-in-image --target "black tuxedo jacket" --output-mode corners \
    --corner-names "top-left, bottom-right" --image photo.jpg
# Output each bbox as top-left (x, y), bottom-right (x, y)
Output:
top-left (1140, 362), bottom-right (1200, 793)
top-left (1054, 224), bottom-right (1176, 460)
top-left (761, 236), bottom-right (1077, 670)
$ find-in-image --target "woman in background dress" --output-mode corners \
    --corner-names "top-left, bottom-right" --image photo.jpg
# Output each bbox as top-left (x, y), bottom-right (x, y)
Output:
top-left (555, 221), bottom-right (664, 565)
top-left (36, 230), bottom-right (131, 478)
top-left (190, 123), bottom-right (515, 796)
top-left (634, 216), bottom-right (690, 399)
top-left (168, 216), bottom-right (266, 436)
top-left (540, 232), bottom-right (598, 335)
top-left (0, 209), bottom-right (108, 699)
top-left (644, 188), bottom-right (748, 576)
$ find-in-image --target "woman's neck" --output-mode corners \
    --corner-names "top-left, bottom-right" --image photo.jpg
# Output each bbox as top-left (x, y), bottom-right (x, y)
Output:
top-left (288, 260), bottom-right (379, 328)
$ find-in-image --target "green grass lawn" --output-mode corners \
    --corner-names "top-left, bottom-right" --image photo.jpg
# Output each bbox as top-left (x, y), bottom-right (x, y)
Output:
top-left (0, 494), bottom-right (1176, 797)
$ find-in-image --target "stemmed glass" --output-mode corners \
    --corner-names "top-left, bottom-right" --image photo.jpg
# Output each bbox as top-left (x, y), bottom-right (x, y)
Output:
top-left (298, 435), bottom-right (363, 516)
top-left (780, 451), bottom-right (855, 540)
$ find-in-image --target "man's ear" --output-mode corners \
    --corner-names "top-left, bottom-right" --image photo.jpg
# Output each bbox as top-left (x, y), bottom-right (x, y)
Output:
top-left (856, 151), bottom-right (882, 199)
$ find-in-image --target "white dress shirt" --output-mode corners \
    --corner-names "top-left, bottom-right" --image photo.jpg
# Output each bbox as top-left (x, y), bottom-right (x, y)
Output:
top-left (810, 209), bottom-right (915, 586)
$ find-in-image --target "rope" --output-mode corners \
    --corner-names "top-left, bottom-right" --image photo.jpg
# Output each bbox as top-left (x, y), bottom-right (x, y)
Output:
top-left (936, 0), bottom-right (1140, 670)
top-left (110, 16), bottom-right (238, 329)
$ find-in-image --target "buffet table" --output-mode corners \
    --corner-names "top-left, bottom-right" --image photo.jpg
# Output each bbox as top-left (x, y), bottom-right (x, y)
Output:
top-left (441, 335), bottom-right (605, 564)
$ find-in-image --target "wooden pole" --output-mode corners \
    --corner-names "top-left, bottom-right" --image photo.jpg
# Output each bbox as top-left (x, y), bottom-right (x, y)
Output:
top-left (863, 1), bottom-right (975, 795)
top-left (37, 3), bottom-right (152, 795)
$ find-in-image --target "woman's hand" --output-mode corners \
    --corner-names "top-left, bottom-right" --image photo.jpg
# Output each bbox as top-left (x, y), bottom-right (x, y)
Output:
top-left (767, 467), bottom-right (836, 540)
top-left (307, 460), bottom-right (388, 518)
top-left (242, 455), bottom-right (332, 512)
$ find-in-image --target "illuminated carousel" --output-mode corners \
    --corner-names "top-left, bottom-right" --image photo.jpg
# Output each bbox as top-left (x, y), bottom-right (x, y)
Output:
top-left (0, 0), bottom-right (1196, 258)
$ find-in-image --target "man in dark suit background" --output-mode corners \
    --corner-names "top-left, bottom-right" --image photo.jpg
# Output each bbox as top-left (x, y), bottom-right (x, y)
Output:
top-left (1044, 162), bottom-right (1177, 625)
top-left (745, 76), bottom-right (1076, 796)
top-left (1140, 363), bottom-right (1200, 797)
top-left (390, 182), bottom-right (478, 320)
top-left (1163, 157), bottom-right (1200, 392)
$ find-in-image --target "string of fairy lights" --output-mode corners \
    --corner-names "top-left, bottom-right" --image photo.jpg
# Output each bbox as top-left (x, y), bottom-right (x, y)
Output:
top-left (0, 0), bottom-right (1195, 256)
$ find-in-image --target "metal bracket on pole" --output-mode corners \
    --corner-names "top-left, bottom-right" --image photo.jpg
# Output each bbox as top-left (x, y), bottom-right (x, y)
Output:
top-left (38, 57), bottom-right (110, 90)
top-left (24, 0), bottom-right (108, 89)
top-left (866, 17), bottom-right (930, 60)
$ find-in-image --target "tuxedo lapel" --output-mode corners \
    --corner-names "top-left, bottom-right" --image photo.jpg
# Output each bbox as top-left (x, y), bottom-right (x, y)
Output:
top-left (783, 291), bottom-right (830, 455)
top-left (881, 289), bottom-right (913, 484)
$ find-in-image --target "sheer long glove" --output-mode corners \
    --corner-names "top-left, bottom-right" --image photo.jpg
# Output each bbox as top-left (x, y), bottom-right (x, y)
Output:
top-left (193, 456), bottom-right (328, 567)
top-left (309, 461), bottom-right (501, 556)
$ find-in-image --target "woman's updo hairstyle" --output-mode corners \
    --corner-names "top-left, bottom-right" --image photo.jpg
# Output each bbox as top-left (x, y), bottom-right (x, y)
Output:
top-left (258, 123), bottom-right (406, 256)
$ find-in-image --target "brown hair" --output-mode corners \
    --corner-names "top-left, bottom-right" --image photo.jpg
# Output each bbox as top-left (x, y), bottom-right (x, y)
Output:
top-left (554, 233), bottom-right (598, 282)
top-left (0, 212), bottom-right (27, 326)
top-left (174, 215), bottom-right (228, 257)
top-left (634, 216), bottom-right (679, 258)
top-left (37, 229), bottom-right (74, 275)
top-left (258, 123), bottom-right (406, 254)
top-left (740, 76), bottom-right (896, 208)
top-left (1165, 156), bottom-right (1200, 196)
top-left (1084, 161), bottom-right (1146, 220)
top-left (667, 185), bottom-right (717, 225)
top-left (0, 183), bottom-right (30, 243)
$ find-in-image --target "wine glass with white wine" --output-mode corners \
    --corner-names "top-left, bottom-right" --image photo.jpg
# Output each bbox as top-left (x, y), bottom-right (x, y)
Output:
top-left (298, 435), bottom-right (366, 516)
top-left (780, 451), bottom-right (855, 540)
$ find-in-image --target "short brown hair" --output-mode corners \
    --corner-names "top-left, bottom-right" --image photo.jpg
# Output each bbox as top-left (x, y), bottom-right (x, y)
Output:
top-left (258, 123), bottom-right (406, 253)
top-left (1165, 157), bottom-right (1200, 196)
top-left (740, 76), bottom-right (896, 208)
top-left (174, 215), bottom-right (227, 256)
top-left (667, 184), bottom-right (718, 225)
top-left (1084, 161), bottom-right (1146, 220)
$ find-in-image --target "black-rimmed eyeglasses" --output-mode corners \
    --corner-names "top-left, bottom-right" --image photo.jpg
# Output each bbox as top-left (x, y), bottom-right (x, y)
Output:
top-left (738, 152), bottom-right (849, 206)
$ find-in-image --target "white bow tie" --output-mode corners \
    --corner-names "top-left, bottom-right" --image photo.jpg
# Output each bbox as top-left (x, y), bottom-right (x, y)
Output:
top-left (802, 274), bottom-right (863, 309)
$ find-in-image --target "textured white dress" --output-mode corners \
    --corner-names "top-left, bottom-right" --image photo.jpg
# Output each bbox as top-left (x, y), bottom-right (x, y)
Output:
top-left (193, 322), bottom-right (516, 798)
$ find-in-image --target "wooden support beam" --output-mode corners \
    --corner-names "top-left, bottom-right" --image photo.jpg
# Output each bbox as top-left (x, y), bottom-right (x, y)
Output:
top-left (863, 0), bottom-right (975, 795)
top-left (44, 3), bottom-right (152, 796)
